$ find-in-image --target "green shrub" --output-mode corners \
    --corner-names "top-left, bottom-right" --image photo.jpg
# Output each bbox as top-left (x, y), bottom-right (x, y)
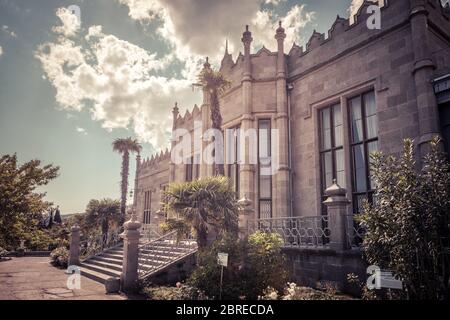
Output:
top-left (141, 284), bottom-right (208, 300)
top-left (0, 247), bottom-right (8, 260)
top-left (50, 247), bottom-right (69, 268)
top-left (187, 231), bottom-right (289, 300)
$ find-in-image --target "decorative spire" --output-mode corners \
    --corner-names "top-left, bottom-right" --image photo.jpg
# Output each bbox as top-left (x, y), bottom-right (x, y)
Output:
top-left (225, 38), bottom-right (229, 55)
top-left (242, 25), bottom-right (253, 45)
top-left (275, 20), bottom-right (286, 41)
top-left (203, 56), bottom-right (210, 69)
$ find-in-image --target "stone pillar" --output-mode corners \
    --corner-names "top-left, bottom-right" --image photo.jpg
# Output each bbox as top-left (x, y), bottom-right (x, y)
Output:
top-left (323, 180), bottom-right (350, 251)
top-left (237, 194), bottom-right (255, 239)
top-left (120, 214), bottom-right (142, 293)
top-left (240, 26), bottom-right (256, 218)
top-left (200, 59), bottom-right (212, 178)
top-left (68, 225), bottom-right (80, 266)
top-left (274, 21), bottom-right (290, 218)
top-left (170, 102), bottom-right (179, 183)
top-left (410, 0), bottom-right (441, 156)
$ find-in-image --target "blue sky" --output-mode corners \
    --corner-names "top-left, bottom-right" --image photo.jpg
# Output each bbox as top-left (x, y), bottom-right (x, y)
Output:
top-left (0, 0), bottom-right (366, 214)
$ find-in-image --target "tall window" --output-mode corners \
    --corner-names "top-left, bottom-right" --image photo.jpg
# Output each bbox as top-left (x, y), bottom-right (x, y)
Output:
top-left (319, 103), bottom-right (344, 214)
top-left (227, 126), bottom-right (241, 196)
top-left (258, 119), bottom-right (272, 219)
top-left (143, 190), bottom-right (152, 224)
top-left (349, 91), bottom-right (378, 213)
top-left (185, 156), bottom-right (193, 182)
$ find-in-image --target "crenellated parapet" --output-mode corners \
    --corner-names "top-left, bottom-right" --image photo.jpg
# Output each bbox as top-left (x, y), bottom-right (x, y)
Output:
top-left (139, 148), bottom-right (171, 174)
top-left (173, 103), bottom-right (202, 131)
top-left (287, 0), bottom-right (413, 79)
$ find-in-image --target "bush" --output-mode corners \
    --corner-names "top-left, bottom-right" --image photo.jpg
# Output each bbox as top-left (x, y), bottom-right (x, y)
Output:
top-left (187, 231), bottom-right (289, 300)
top-left (260, 282), bottom-right (353, 300)
top-left (141, 283), bottom-right (208, 300)
top-left (50, 247), bottom-right (69, 268)
top-left (0, 247), bottom-right (9, 260)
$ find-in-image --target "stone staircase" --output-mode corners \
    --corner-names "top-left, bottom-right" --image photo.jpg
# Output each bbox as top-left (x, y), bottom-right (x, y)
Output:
top-left (80, 233), bottom-right (197, 284)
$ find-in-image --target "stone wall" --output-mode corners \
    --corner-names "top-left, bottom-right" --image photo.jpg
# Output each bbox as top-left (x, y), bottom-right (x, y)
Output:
top-left (283, 247), bottom-right (367, 295)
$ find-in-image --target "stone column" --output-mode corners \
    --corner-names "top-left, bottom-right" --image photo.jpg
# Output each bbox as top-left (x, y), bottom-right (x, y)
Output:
top-left (240, 26), bottom-right (256, 218)
top-left (120, 214), bottom-right (142, 293)
top-left (410, 0), bottom-right (441, 156)
top-left (68, 225), bottom-right (80, 266)
top-left (237, 194), bottom-right (255, 239)
top-left (323, 180), bottom-right (350, 251)
top-left (274, 21), bottom-right (290, 218)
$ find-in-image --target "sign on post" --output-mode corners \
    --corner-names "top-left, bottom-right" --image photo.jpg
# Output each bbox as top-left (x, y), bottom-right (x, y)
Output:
top-left (217, 252), bottom-right (228, 267)
top-left (217, 252), bottom-right (228, 300)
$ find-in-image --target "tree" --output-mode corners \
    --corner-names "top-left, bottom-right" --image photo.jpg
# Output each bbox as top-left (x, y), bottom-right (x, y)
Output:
top-left (161, 176), bottom-right (239, 250)
top-left (0, 154), bottom-right (59, 249)
top-left (112, 137), bottom-right (142, 223)
top-left (53, 206), bottom-right (62, 224)
top-left (360, 137), bottom-right (450, 299)
top-left (85, 199), bottom-right (121, 239)
top-left (196, 66), bottom-right (231, 176)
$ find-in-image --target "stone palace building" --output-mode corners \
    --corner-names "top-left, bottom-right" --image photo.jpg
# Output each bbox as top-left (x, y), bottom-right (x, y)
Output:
top-left (132, 0), bottom-right (450, 242)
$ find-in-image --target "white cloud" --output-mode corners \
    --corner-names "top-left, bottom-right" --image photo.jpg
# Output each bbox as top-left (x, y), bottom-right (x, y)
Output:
top-left (117, 0), bottom-right (315, 64)
top-left (76, 127), bottom-right (87, 135)
top-left (37, 9), bottom-right (199, 151)
top-left (52, 7), bottom-right (80, 37)
top-left (1, 25), bottom-right (17, 38)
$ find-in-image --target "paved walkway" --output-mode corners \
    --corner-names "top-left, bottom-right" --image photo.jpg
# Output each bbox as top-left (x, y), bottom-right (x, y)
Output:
top-left (0, 257), bottom-right (138, 300)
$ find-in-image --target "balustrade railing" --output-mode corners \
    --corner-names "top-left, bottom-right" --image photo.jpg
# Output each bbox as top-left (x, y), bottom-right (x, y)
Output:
top-left (345, 214), bottom-right (365, 249)
top-left (138, 231), bottom-right (197, 279)
top-left (79, 229), bottom-right (122, 261)
top-left (248, 216), bottom-right (331, 248)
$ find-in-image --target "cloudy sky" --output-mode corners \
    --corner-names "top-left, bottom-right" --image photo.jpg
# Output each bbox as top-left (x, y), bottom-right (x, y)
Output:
top-left (0, 0), bottom-right (390, 214)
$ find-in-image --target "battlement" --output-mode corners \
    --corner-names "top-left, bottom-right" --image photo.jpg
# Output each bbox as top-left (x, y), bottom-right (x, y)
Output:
top-left (174, 103), bottom-right (202, 130)
top-left (139, 148), bottom-right (170, 172)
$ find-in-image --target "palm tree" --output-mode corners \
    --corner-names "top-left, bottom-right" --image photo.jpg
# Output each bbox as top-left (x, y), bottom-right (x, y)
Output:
top-left (85, 198), bottom-right (121, 239)
top-left (196, 66), bottom-right (231, 176)
top-left (112, 137), bottom-right (142, 223)
top-left (162, 176), bottom-right (239, 250)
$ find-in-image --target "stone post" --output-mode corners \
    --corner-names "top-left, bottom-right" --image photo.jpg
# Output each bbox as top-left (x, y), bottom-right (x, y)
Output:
top-left (323, 180), bottom-right (350, 251)
top-left (68, 225), bottom-right (80, 266)
top-left (237, 194), bottom-right (255, 239)
top-left (120, 214), bottom-right (142, 293)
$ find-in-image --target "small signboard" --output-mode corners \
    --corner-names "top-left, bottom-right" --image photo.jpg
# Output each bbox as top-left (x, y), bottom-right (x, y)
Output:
top-left (379, 270), bottom-right (403, 290)
top-left (217, 252), bottom-right (228, 267)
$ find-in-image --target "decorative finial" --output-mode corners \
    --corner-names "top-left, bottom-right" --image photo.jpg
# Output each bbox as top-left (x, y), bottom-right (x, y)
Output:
top-left (279, 20), bottom-right (282, 27)
top-left (203, 56), bottom-right (210, 69)
top-left (225, 39), bottom-right (229, 54)
top-left (246, 25), bottom-right (249, 31)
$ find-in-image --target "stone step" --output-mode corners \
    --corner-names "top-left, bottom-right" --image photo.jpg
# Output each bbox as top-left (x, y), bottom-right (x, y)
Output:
top-left (91, 256), bottom-right (123, 266)
top-left (101, 252), bottom-right (124, 260)
top-left (81, 261), bottom-right (122, 278)
top-left (86, 259), bottom-right (123, 272)
top-left (80, 266), bottom-right (112, 285)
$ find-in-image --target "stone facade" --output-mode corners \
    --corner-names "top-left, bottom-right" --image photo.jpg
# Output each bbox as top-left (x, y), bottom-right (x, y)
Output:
top-left (134, 0), bottom-right (450, 234)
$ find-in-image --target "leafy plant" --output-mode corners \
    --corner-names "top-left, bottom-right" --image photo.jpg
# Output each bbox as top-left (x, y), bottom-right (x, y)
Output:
top-left (85, 198), bottom-right (121, 239)
top-left (112, 137), bottom-right (142, 223)
top-left (162, 176), bottom-right (239, 249)
top-left (0, 154), bottom-right (59, 249)
top-left (187, 231), bottom-right (289, 300)
top-left (50, 247), bottom-right (69, 268)
top-left (360, 137), bottom-right (450, 299)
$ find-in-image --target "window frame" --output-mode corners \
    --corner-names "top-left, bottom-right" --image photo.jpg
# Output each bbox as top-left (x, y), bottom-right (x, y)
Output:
top-left (318, 103), bottom-right (345, 215)
top-left (348, 90), bottom-right (378, 214)
top-left (227, 125), bottom-right (241, 197)
top-left (257, 119), bottom-right (273, 219)
top-left (143, 190), bottom-right (152, 225)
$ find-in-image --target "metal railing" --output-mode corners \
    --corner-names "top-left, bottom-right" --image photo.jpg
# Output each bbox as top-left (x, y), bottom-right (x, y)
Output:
top-left (138, 231), bottom-right (197, 279)
top-left (79, 229), bottom-right (122, 262)
top-left (248, 216), bottom-right (331, 248)
top-left (140, 224), bottom-right (163, 242)
top-left (345, 214), bottom-right (365, 249)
